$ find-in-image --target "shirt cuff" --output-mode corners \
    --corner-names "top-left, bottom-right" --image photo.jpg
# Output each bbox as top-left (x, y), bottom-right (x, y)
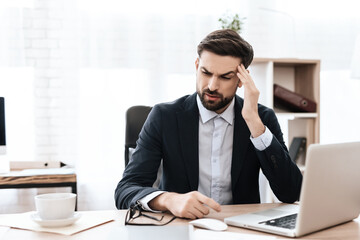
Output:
top-left (137, 191), bottom-right (166, 212)
top-left (250, 126), bottom-right (273, 151)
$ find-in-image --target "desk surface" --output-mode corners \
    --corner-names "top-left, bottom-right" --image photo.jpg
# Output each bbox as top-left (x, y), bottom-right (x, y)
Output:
top-left (0, 168), bottom-right (76, 185)
top-left (1, 203), bottom-right (359, 240)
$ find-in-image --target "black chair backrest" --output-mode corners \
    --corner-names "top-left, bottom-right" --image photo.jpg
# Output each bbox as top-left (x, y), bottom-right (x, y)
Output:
top-left (125, 105), bottom-right (152, 167)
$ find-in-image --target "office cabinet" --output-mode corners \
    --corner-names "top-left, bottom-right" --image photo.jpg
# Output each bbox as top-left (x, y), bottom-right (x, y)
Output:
top-left (247, 58), bottom-right (320, 168)
top-left (243, 58), bottom-right (320, 202)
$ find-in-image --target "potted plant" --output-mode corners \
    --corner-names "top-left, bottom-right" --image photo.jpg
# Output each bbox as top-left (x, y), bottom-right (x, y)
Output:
top-left (218, 13), bottom-right (245, 34)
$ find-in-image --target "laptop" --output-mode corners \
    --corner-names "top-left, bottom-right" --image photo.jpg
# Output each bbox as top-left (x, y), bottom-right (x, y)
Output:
top-left (225, 142), bottom-right (360, 237)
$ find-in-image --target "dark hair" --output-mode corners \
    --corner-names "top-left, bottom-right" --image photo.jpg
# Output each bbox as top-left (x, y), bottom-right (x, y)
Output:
top-left (197, 29), bottom-right (254, 68)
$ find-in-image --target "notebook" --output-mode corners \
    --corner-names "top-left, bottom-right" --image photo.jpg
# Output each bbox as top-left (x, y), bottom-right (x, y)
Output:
top-left (225, 142), bottom-right (360, 237)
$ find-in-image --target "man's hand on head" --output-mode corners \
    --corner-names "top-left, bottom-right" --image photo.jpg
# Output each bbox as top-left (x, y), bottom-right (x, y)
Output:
top-left (237, 64), bottom-right (265, 138)
top-left (148, 191), bottom-right (221, 219)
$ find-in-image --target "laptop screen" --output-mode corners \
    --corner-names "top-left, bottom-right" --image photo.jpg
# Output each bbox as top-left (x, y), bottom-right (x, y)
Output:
top-left (0, 97), bottom-right (6, 153)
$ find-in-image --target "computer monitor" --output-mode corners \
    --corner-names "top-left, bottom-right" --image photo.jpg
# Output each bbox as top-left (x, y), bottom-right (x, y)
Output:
top-left (0, 97), bottom-right (6, 154)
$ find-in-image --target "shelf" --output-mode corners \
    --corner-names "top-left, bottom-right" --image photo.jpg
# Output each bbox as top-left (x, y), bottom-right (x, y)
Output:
top-left (275, 112), bottom-right (318, 120)
top-left (251, 57), bottom-right (320, 155)
top-left (252, 57), bottom-right (320, 202)
top-left (253, 58), bottom-right (320, 65)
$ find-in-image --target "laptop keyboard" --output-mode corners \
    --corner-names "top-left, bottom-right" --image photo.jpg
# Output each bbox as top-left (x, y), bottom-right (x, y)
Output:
top-left (259, 213), bottom-right (298, 229)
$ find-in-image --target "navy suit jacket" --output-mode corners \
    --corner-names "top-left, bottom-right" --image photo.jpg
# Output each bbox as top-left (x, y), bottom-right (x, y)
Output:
top-left (115, 93), bottom-right (302, 209)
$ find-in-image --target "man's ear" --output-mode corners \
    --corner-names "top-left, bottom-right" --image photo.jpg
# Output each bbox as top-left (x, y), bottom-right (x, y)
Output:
top-left (195, 58), bottom-right (199, 70)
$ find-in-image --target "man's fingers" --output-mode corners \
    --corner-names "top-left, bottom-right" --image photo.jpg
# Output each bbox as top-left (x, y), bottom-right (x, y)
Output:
top-left (240, 64), bottom-right (252, 78)
top-left (241, 64), bottom-right (248, 73)
top-left (195, 192), bottom-right (221, 212)
top-left (238, 65), bottom-right (257, 92)
top-left (165, 191), bottom-right (222, 219)
top-left (237, 71), bottom-right (246, 83)
top-left (237, 65), bottom-right (249, 83)
top-left (190, 206), bottom-right (207, 219)
top-left (179, 205), bottom-right (207, 219)
top-left (239, 64), bottom-right (248, 74)
top-left (185, 211), bottom-right (198, 220)
top-left (194, 203), bottom-right (210, 216)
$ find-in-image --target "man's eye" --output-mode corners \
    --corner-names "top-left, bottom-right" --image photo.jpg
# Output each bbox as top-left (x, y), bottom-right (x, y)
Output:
top-left (202, 71), bottom-right (211, 75)
top-left (221, 76), bottom-right (231, 80)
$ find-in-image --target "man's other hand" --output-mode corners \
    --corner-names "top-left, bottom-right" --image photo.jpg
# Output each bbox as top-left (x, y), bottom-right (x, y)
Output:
top-left (237, 64), bottom-right (265, 138)
top-left (148, 191), bottom-right (221, 219)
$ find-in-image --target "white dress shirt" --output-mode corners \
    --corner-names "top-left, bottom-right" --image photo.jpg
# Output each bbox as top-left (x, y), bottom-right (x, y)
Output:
top-left (197, 95), bottom-right (234, 204)
top-left (139, 95), bottom-right (273, 210)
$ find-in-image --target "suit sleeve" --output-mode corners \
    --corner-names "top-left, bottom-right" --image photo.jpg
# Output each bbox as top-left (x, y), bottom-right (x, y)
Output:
top-left (255, 108), bottom-right (303, 203)
top-left (114, 105), bottom-right (163, 209)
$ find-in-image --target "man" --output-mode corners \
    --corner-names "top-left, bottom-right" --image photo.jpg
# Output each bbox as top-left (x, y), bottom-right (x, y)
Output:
top-left (115, 29), bottom-right (302, 219)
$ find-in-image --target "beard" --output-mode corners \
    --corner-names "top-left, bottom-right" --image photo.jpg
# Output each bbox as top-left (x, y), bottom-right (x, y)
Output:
top-left (197, 88), bottom-right (234, 112)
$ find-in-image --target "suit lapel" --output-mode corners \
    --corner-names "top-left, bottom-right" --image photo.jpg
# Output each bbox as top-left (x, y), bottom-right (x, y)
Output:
top-left (177, 94), bottom-right (199, 191)
top-left (231, 96), bottom-right (251, 192)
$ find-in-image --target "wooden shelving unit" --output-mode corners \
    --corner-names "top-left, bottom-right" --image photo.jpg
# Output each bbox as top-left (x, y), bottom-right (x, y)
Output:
top-left (242, 58), bottom-right (320, 202)
top-left (247, 58), bottom-right (320, 166)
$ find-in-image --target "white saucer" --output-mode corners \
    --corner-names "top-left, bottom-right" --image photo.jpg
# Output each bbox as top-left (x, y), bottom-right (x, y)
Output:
top-left (31, 212), bottom-right (81, 228)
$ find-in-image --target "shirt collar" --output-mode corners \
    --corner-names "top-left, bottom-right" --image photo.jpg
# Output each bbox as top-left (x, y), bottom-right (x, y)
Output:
top-left (196, 94), bottom-right (235, 125)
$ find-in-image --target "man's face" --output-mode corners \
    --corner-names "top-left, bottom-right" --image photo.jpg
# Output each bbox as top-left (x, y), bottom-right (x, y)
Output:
top-left (196, 51), bottom-right (242, 114)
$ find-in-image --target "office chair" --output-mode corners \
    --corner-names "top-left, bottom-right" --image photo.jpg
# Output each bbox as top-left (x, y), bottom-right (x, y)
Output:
top-left (124, 105), bottom-right (152, 167)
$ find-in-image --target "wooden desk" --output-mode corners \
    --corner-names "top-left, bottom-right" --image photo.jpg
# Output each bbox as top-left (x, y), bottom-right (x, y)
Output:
top-left (1, 204), bottom-right (359, 239)
top-left (0, 169), bottom-right (77, 194)
top-left (0, 168), bottom-right (77, 210)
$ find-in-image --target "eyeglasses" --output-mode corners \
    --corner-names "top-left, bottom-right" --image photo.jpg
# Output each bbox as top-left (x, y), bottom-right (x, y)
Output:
top-left (124, 203), bottom-right (177, 226)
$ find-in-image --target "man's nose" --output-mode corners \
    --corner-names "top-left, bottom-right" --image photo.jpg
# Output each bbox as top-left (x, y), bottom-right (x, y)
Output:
top-left (208, 76), bottom-right (219, 92)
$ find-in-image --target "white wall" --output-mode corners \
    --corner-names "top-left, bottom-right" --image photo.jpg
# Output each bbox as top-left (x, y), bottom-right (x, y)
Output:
top-left (244, 0), bottom-right (360, 144)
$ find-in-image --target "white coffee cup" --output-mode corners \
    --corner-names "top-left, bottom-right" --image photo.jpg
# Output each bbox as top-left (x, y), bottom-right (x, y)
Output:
top-left (35, 193), bottom-right (76, 220)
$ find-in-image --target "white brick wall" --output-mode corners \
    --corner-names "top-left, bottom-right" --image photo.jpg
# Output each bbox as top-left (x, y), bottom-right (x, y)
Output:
top-left (25, 49), bottom-right (49, 58)
top-left (245, 1), bottom-right (360, 70)
top-left (21, 0), bottom-right (78, 164)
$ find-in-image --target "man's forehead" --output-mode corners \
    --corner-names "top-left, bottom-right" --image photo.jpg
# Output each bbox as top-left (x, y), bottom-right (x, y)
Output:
top-left (199, 59), bottom-right (238, 74)
top-left (198, 52), bottom-right (241, 73)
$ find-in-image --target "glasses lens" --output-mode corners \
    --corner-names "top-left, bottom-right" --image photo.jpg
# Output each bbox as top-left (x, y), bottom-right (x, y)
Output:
top-left (125, 204), bottom-right (176, 226)
top-left (141, 213), bottom-right (164, 222)
top-left (125, 209), bottom-right (131, 225)
top-left (130, 207), bottom-right (136, 219)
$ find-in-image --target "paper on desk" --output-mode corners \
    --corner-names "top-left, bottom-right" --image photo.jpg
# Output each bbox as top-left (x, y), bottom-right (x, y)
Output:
top-left (0, 211), bottom-right (114, 235)
top-left (194, 229), bottom-right (276, 240)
